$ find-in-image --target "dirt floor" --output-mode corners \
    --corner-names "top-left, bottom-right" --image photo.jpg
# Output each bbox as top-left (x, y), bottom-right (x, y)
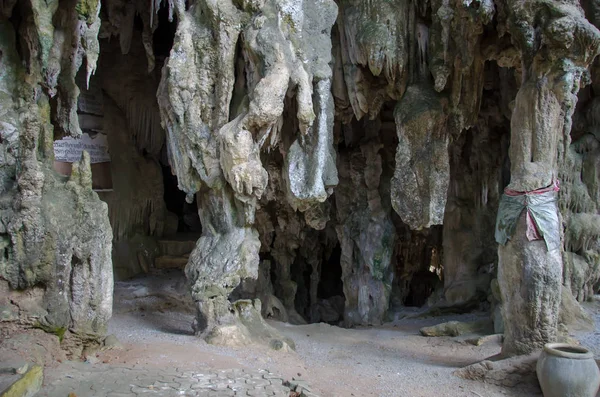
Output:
top-left (6, 268), bottom-right (597, 396)
top-left (86, 269), bottom-right (572, 397)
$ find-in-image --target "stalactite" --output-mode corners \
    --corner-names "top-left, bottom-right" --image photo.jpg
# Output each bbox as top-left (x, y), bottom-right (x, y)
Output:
top-left (101, 97), bottom-right (169, 243)
top-left (125, 98), bottom-right (165, 155)
top-left (118, 3), bottom-right (135, 55)
top-left (416, 22), bottom-right (429, 78)
top-left (108, 197), bottom-right (165, 241)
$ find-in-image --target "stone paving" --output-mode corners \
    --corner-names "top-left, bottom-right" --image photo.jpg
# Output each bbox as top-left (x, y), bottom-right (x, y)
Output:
top-left (38, 362), bottom-right (317, 397)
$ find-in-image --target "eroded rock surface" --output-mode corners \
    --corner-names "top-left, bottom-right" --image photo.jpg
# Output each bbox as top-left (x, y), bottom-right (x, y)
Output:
top-left (0, 1), bottom-right (113, 351)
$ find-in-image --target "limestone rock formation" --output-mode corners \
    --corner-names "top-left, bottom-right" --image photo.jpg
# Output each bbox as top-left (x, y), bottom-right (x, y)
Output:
top-left (0, 0), bottom-right (113, 350)
top-left (336, 138), bottom-right (396, 326)
top-left (496, 1), bottom-right (600, 356)
top-left (154, 0), bottom-right (340, 341)
top-left (2, 0), bottom-right (600, 357)
top-left (391, 84), bottom-right (448, 230)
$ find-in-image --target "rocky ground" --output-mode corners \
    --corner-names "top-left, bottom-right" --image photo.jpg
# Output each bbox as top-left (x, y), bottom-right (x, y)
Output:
top-left (26, 270), bottom-right (600, 396)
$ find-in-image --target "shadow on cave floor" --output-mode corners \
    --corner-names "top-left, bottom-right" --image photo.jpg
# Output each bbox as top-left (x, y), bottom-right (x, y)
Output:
top-left (111, 269), bottom-right (196, 336)
top-left (104, 270), bottom-right (549, 397)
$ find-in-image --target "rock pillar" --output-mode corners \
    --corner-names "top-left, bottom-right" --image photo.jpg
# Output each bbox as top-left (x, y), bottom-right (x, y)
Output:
top-left (497, 2), bottom-right (600, 356)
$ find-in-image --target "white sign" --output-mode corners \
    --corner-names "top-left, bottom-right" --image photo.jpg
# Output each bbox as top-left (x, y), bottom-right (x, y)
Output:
top-left (54, 133), bottom-right (110, 164)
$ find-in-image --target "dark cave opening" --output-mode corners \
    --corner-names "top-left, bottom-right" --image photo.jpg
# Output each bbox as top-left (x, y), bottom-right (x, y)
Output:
top-left (313, 244), bottom-right (345, 325)
top-left (289, 242), bottom-right (346, 325)
top-left (393, 223), bottom-right (444, 309)
top-left (162, 165), bottom-right (201, 234)
top-left (153, 3), bottom-right (177, 59)
top-left (317, 245), bottom-right (344, 300)
top-left (404, 270), bottom-right (441, 307)
top-left (315, 244), bottom-right (345, 324)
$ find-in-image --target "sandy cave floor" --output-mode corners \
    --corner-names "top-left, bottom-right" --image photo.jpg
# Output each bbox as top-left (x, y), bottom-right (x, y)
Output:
top-left (37, 269), bottom-right (600, 397)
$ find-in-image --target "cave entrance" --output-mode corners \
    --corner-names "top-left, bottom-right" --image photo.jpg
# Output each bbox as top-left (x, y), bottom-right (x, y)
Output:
top-left (76, 1), bottom-right (202, 279)
top-left (293, 244), bottom-right (346, 325)
top-left (152, 163), bottom-right (202, 270)
top-left (315, 244), bottom-right (345, 324)
top-left (392, 224), bottom-right (444, 309)
top-left (317, 245), bottom-right (344, 301)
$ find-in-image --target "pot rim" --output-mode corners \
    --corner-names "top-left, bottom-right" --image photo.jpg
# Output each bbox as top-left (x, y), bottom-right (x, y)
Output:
top-left (543, 343), bottom-right (594, 360)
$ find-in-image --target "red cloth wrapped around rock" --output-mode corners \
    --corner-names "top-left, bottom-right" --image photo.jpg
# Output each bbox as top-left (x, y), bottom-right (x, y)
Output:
top-left (495, 180), bottom-right (561, 251)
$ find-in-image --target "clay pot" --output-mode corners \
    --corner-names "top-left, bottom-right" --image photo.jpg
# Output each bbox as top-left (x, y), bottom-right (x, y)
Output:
top-left (536, 343), bottom-right (600, 397)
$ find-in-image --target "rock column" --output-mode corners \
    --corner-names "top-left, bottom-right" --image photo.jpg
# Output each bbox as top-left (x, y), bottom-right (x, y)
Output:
top-left (498, 1), bottom-right (600, 356)
top-left (157, 0), bottom-right (338, 344)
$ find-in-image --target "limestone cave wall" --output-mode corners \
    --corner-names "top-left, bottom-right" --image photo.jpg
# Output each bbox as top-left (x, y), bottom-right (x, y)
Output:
top-left (1, 0), bottom-right (600, 354)
top-left (0, 0), bottom-right (113, 349)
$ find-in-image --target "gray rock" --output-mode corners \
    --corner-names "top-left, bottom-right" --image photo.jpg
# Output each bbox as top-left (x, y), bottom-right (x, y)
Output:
top-left (497, 2), bottom-right (600, 356)
top-left (391, 85), bottom-right (449, 230)
top-left (419, 320), bottom-right (493, 337)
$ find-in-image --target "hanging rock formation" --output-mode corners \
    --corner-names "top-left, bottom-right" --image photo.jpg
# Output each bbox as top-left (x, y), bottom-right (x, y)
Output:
top-left (156, 0), bottom-right (339, 342)
top-left (392, 85), bottom-right (448, 230)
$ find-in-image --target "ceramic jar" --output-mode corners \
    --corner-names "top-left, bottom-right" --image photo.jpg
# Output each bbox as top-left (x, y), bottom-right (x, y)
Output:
top-left (536, 343), bottom-right (600, 397)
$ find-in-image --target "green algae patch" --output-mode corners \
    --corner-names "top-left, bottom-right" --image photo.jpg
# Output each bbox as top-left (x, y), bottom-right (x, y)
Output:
top-left (33, 322), bottom-right (67, 342)
top-left (75, 0), bottom-right (99, 23)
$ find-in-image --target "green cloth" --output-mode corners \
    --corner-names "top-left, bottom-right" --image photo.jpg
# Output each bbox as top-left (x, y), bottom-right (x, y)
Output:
top-left (495, 190), bottom-right (561, 251)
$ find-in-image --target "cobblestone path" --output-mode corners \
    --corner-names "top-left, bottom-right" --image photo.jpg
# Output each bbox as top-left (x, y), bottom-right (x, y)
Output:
top-left (38, 362), bottom-right (317, 397)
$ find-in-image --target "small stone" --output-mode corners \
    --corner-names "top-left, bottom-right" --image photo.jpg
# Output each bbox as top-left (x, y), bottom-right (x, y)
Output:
top-left (0, 362), bottom-right (28, 375)
top-left (269, 339), bottom-right (284, 350)
top-left (14, 365), bottom-right (28, 376)
top-left (302, 391), bottom-right (320, 397)
top-left (294, 381), bottom-right (312, 392)
top-left (465, 334), bottom-right (503, 346)
top-left (84, 355), bottom-right (99, 364)
top-left (419, 320), bottom-right (493, 337)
